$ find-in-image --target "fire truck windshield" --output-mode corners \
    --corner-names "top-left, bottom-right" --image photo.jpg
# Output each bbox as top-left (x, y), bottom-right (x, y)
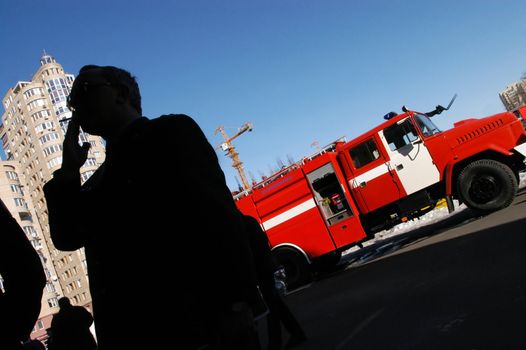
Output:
top-left (415, 113), bottom-right (441, 137)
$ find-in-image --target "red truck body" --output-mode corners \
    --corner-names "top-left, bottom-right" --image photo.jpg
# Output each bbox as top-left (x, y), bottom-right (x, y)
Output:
top-left (234, 106), bottom-right (526, 287)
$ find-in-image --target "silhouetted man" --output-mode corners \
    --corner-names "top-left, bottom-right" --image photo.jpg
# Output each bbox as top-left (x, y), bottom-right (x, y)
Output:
top-left (0, 199), bottom-right (46, 349)
top-left (44, 65), bottom-right (261, 349)
top-left (47, 297), bottom-right (96, 350)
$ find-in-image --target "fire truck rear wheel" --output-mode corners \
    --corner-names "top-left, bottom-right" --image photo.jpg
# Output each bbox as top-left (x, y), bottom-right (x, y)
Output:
top-left (457, 159), bottom-right (518, 212)
top-left (273, 248), bottom-right (312, 290)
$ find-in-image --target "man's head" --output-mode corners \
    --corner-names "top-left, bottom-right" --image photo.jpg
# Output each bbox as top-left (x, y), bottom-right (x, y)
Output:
top-left (57, 296), bottom-right (71, 309)
top-left (67, 65), bottom-right (142, 138)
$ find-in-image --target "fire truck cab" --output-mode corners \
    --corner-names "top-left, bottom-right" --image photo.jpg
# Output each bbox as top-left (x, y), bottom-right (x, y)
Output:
top-left (337, 106), bottom-right (526, 233)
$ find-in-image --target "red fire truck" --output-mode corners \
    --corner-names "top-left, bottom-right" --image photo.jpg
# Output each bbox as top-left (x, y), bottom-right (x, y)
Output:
top-left (235, 101), bottom-right (526, 288)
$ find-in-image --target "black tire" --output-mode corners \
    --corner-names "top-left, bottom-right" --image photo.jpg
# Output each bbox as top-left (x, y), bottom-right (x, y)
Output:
top-left (457, 159), bottom-right (518, 212)
top-left (272, 247), bottom-right (312, 290)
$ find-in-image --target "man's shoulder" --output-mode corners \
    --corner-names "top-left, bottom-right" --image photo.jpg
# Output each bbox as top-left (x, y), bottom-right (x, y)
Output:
top-left (149, 114), bottom-right (199, 128)
top-left (146, 114), bottom-right (206, 140)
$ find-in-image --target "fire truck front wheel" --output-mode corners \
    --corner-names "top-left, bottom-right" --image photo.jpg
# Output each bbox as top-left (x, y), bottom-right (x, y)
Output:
top-left (273, 247), bottom-right (312, 290)
top-left (457, 159), bottom-right (518, 212)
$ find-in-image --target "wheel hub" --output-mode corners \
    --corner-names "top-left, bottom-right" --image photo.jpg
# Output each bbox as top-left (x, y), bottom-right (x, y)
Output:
top-left (470, 175), bottom-right (500, 203)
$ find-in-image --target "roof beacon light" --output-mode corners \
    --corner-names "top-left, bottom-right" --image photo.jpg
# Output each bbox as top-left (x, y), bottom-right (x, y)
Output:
top-left (383, 111), bottom-right (397, 120)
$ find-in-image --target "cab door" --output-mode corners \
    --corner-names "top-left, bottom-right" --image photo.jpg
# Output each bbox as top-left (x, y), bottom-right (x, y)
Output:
top-left (379, 117), bottom-right (440, 195)
top-left (342, 136), bottom-right (402, 213)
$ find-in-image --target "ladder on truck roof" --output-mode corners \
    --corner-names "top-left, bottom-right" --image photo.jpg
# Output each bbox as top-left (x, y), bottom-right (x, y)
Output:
top-left (233, 137), bottom-right (346, 201)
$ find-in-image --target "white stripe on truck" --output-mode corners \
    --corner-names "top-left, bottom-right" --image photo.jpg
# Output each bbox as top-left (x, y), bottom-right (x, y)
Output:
top-left (262, 198), bottom-right (316, 231)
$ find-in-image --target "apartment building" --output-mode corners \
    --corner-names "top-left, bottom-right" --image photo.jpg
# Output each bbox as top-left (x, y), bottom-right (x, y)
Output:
top-left (500, 79), bottom-right (526, 111)
top-left (0, 53), bottom-right (106, 338)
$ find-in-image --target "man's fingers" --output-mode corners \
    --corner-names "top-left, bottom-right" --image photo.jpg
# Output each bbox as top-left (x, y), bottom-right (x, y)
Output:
top-left (64, 116), bottom-right (80, 141)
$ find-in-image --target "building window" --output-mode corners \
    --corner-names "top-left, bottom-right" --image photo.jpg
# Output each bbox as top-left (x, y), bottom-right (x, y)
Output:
top-left (47, 156), bottom-right (63, 169)
top-left (18, 212), bottom-right (33, 221)
top-left (49, 89), bottom-right (68, 104)
top-left (39, 132), bottom-right (60, 145)
top-left (31, 109), bottom-right (51, 122)
top-left (27, 98), bottom-right (46, 111)
top-left (48, 297), bottom-right (59, 308)
top-left (85, 158), bottom-right (97, 167)
top-left (23, 225), bottom-right (38, 238)
top-left (46, 283), bottom-right (56, 294)
top-left (43, 144), bottom-right (62, 156)
top-left (10, 184), bottom-right (24, 195)
top-left (30, 239), bottom-right (42, 250)
top-left (35, 121), bottom-right (55, 133)
top-left (14, 197), bottom-right (27, 208)
top-left (23, 87), bottom-right (44, 100)
top-left (81, 170), bottom-right (95, 183)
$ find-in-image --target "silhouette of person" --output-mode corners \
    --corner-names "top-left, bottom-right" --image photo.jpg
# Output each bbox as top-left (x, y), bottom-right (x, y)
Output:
top-left (43, 65), bottom-right (261, 349)
top-left (47, 297), bottom-right (96, 350)
top-left (243, 215), bottom-right (307, 349)
top-left (0, 198), bottom-right (46, 350)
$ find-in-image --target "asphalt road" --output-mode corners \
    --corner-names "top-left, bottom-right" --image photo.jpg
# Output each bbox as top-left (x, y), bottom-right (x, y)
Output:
top-left (284, 189), bottom-right (526, 350)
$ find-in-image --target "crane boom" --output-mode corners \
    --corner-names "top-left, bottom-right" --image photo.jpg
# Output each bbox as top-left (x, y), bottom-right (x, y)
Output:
top-left (215, 122), bottom-right (253, 190)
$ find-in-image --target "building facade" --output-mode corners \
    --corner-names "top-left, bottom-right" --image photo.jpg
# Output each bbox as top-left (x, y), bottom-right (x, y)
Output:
top-left (500, 79), bottom-right (526, 111)
top-left (0, 54), bottom-right (106, 340)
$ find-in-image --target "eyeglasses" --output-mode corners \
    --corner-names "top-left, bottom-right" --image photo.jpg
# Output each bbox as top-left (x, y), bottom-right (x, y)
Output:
top-left (67, 81), bottom-right (113, 112)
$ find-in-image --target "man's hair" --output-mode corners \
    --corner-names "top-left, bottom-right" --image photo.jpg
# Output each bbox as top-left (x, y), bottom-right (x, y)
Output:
top-left (79, 65), bottom-right (142, 115)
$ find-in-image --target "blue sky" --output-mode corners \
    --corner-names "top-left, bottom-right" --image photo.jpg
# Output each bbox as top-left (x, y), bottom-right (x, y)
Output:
top-left (1, 0), bottom-right (525, 190)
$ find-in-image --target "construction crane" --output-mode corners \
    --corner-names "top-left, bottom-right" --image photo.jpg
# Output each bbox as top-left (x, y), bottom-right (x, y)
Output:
top-left (215, 122), bottom-right (253, 190)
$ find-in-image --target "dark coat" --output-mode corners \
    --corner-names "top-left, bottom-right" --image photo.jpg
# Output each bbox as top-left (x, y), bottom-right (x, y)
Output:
top-left (44, 115), bottom-right (259, 349)
top-left (243, 215), bottom-right (278, 297)
top-left (0, 200), bottom-right (45, 349)
top-left (243, 214), bottom-right (306, 349)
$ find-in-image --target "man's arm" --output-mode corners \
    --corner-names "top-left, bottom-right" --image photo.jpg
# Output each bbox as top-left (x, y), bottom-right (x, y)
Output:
top-left (43, 172), bottom-right (88, 251)
top-left (43, 116), bottom-right (91, 251)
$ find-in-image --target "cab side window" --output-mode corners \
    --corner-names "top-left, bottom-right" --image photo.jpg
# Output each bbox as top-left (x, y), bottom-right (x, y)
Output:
top-left (349, 139), bottom-right (380, 169)
top-left (383, 119), bottom-right (418, 151)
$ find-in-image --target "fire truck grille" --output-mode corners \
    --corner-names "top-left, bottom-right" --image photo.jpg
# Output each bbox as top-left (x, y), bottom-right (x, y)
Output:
top-left (456, 119), bottom-right (504, 145)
